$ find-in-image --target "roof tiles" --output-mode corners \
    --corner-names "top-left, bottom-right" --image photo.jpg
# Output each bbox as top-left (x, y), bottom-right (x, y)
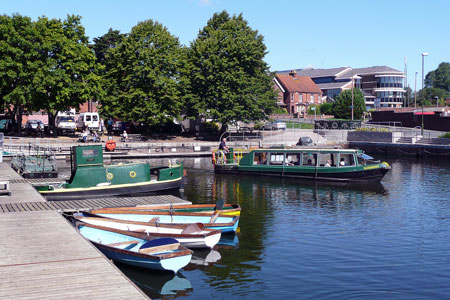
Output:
top-left (276, 74), bottom-right (322, 94)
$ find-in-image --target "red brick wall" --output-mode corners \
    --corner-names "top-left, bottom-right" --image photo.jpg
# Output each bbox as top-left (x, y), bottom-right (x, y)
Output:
top-left (78, 101), bottom-right (99, 113)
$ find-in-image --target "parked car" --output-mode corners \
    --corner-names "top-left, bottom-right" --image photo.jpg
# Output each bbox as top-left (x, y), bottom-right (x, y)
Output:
top-left (24, 120), bottom-right (45, 136)
top-left (112, 121), bottom-right (127, 135)
top-left (0, 119), bottom-right (12, 134)
top-left (263, 121), bottom-right (286, 130)
top-left (76, 112), bottom-right (100, 132)
top-left (55, 115), bottom-right (76, 135)
top-left (297, 136), bottom-right (313, 146)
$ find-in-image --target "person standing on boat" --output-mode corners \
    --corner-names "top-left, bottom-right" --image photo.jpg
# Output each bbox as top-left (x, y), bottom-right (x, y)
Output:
top-left (218, 138), bottom-right (229, 163)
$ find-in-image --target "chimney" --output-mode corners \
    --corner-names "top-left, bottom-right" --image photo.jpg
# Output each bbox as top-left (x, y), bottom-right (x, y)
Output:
top-left (289, 70), bottom-right (297, 79)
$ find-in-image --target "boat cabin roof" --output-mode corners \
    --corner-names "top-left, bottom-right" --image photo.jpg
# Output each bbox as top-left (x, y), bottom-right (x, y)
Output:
top-left (250, 148), bottom-right (361, 154)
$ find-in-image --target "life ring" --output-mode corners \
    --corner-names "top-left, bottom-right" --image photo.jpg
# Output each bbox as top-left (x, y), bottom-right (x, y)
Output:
top-left (129, 171), bottom-right (136, 178)
top-left (105, 140), bottom-right (116, 152)
top-left (107, 172), bottom-right (114, 180)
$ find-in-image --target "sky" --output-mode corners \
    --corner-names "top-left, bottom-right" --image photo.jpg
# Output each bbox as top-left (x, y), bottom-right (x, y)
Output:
top-left (1, 0), bottom-right (449, 89)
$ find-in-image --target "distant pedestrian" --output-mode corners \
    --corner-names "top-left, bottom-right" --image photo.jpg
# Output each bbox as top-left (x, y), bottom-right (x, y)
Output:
top-left (218, 138), bottom-right (229, 163)
top-left (122, 130), bottom-right (128, 142)
top-left (107, 118), bottom-right (113, 135)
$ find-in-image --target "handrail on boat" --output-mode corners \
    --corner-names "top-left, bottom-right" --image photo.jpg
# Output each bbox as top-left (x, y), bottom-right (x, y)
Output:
top-left (212, 148), bottom-right (248, 165)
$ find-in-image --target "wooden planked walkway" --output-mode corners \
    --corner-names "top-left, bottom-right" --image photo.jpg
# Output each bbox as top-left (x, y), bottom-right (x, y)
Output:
top-left (0, 211), bottom-right (148, 300)
top-left (0, 162), bottom-right (191, 299)
top-left (0, 195), bottom-right (190, 213)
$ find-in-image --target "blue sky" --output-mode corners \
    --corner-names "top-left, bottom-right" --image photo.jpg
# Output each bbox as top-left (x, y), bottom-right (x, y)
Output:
top-left (1, 0), bottom-right (449, 89)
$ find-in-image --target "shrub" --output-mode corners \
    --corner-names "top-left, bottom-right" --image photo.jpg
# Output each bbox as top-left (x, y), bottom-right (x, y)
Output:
top-left (439, 132), bottom-right (450, 138)
top-left (272, 107), bottom-right (289, 114)
top-left (320, 103), bottom-right (333, 115)
top-left (254, 121), bottom-right (264, 130)
top-left (355, 127), bottom-right (389, 132)
top-left (307, 105), bottom-right (320, 115)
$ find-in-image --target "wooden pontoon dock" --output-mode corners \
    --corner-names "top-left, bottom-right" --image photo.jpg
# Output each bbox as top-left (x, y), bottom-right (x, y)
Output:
top-left (0, 162), bottom-right (190, 299)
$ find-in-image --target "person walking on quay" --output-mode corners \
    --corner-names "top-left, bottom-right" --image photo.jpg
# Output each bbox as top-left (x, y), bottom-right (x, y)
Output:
top-left (218, 137), bottom-right (229, 163)
top-left (107, 118), bottom-right (113, 135)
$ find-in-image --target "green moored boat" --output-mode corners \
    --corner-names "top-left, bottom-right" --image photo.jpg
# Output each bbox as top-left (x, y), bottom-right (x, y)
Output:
top-left (34, 145), bottom-right (183, 200)
top-left (213, 147), bottom-right (390, 182)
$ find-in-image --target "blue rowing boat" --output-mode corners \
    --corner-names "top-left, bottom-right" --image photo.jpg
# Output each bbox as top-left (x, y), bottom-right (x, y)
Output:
top-left (87, 209), bottom-right (240, 233)
top-left (77, 223), bottom-right (192, 273)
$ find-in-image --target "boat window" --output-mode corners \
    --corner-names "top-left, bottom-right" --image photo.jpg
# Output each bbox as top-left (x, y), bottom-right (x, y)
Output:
top-left (82, 149), bottom-right (99, 158)
top-left (285, 153), bottom-right (300, 166)
top-left (269, 153), bottom-right (284, 165)
top-left (339, 153), bottom-right (355, 167)
top-left (357, 155), bottom-right (366, 166)
top-left (254, 152), bottom-right (268, 165)
top-left (318, 153), bottom-right (338, 167)
top-left (302, 152), bottom-right (317, 166)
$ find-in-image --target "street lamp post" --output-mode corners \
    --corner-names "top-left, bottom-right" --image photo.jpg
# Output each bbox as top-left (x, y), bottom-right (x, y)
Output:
top-left (414, 71), bottom-right (418, 109)
top-left (351, 68), bottom-right (354, 121)
top-left (421, 52), bottom-right (428, 136)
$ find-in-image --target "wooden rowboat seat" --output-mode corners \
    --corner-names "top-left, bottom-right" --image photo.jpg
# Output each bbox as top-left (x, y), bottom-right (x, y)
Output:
top-left (138, 242), bottom-right (180, 254)
top-left (106, 240), bottom-right (140, 247)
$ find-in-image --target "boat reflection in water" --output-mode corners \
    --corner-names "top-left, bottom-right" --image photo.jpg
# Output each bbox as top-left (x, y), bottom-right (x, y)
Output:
top-left (182, 234), bottom-right (240, 270)
top-left (184, 249), bottom-right (221, 271)
top-left (216, 233), bottom-right (240, 249)
top-left (115, 263), bottom-right (193, 299)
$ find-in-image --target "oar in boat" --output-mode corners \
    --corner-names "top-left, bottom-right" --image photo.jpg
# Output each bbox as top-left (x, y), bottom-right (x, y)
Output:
top-left (209, 199), bottom-right (224, 223)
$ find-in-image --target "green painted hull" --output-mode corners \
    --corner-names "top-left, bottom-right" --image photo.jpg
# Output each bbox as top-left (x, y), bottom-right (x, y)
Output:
top-left (214, 147), bottom-right (390, 182)
top-left (33, 145), bottom-right (184, 200)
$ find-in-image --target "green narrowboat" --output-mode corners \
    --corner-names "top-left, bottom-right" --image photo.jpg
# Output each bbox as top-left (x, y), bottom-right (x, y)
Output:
top-left (34, 145), bottom-right (183, 200)
top-left (213, 147), bottom-right (390, 182)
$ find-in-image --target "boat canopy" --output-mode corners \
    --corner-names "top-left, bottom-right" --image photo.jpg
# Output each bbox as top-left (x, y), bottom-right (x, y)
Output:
top-left (357, 153), bottom-right (374, 160)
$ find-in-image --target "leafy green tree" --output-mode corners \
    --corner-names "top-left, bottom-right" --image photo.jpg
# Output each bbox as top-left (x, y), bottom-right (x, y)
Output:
top-left (31, 15), bottom-right (103, 131)
top-left (187, 11), bottom-right (277, 129)
top-left (421, 87), bottom-right (449, 105)
top-left (425, 62), bottom-right (450, 92)
top-left (0, 14), bottom-right (38, 133)
top-left (333, 88), bottom-right (365, 119)
top-left (404, 86), bottom-right (413, 107)
top-left (319, 102), bottom-right (333, 115)
top-left (92, 28), bottom-right (126, 65)
top-left (101, 20), bottom-right (184, 126)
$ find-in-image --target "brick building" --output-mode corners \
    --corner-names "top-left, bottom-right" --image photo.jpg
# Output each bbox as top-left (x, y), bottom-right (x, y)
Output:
top-left (278, 66), bottom-right (406, 110)
top-left (273, 71), bottom-right (323, 117)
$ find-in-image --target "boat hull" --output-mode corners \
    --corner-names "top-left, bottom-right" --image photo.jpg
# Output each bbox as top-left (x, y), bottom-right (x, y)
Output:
top-left (75, 216), bottom-right (222, 249)
top-left (94, 242), bottom-right (192, 272)
top-left (101, 203), bottom-right (241, 216)
top-left (78, 224), bottom-right (192, 273)
top-left (87, 210), bottom-right (240, 233)
top-left (38, 177), bottom-right (183, 201)
top-left (214, 164), bottom-right (389, 182)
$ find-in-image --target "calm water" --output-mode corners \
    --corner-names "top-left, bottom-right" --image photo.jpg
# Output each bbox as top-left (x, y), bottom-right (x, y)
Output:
top-left (66, 156), bottom-right (450, 299)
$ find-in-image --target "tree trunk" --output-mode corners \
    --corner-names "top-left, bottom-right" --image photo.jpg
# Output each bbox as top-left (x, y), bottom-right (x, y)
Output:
top-left (17, 107), bottom-right (23, 136)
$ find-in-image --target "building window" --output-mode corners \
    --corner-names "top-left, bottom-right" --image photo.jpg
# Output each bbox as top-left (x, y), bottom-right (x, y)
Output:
top-left (310, 95), bottom-right (314, 103)
top-left (299, 94), bottom-right (303, 102)
top-left (376, 76), bottom-right (403, 88)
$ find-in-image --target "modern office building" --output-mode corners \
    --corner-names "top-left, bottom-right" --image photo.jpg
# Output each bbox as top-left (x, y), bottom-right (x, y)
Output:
top-left (278, 66), bottom-right (405, 109)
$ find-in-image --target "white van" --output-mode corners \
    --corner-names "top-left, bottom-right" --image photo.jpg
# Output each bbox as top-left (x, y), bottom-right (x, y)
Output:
top-left (77, 112), bottom-right (100, 132)
top-left (55, 113), bottom-right (76, 135)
